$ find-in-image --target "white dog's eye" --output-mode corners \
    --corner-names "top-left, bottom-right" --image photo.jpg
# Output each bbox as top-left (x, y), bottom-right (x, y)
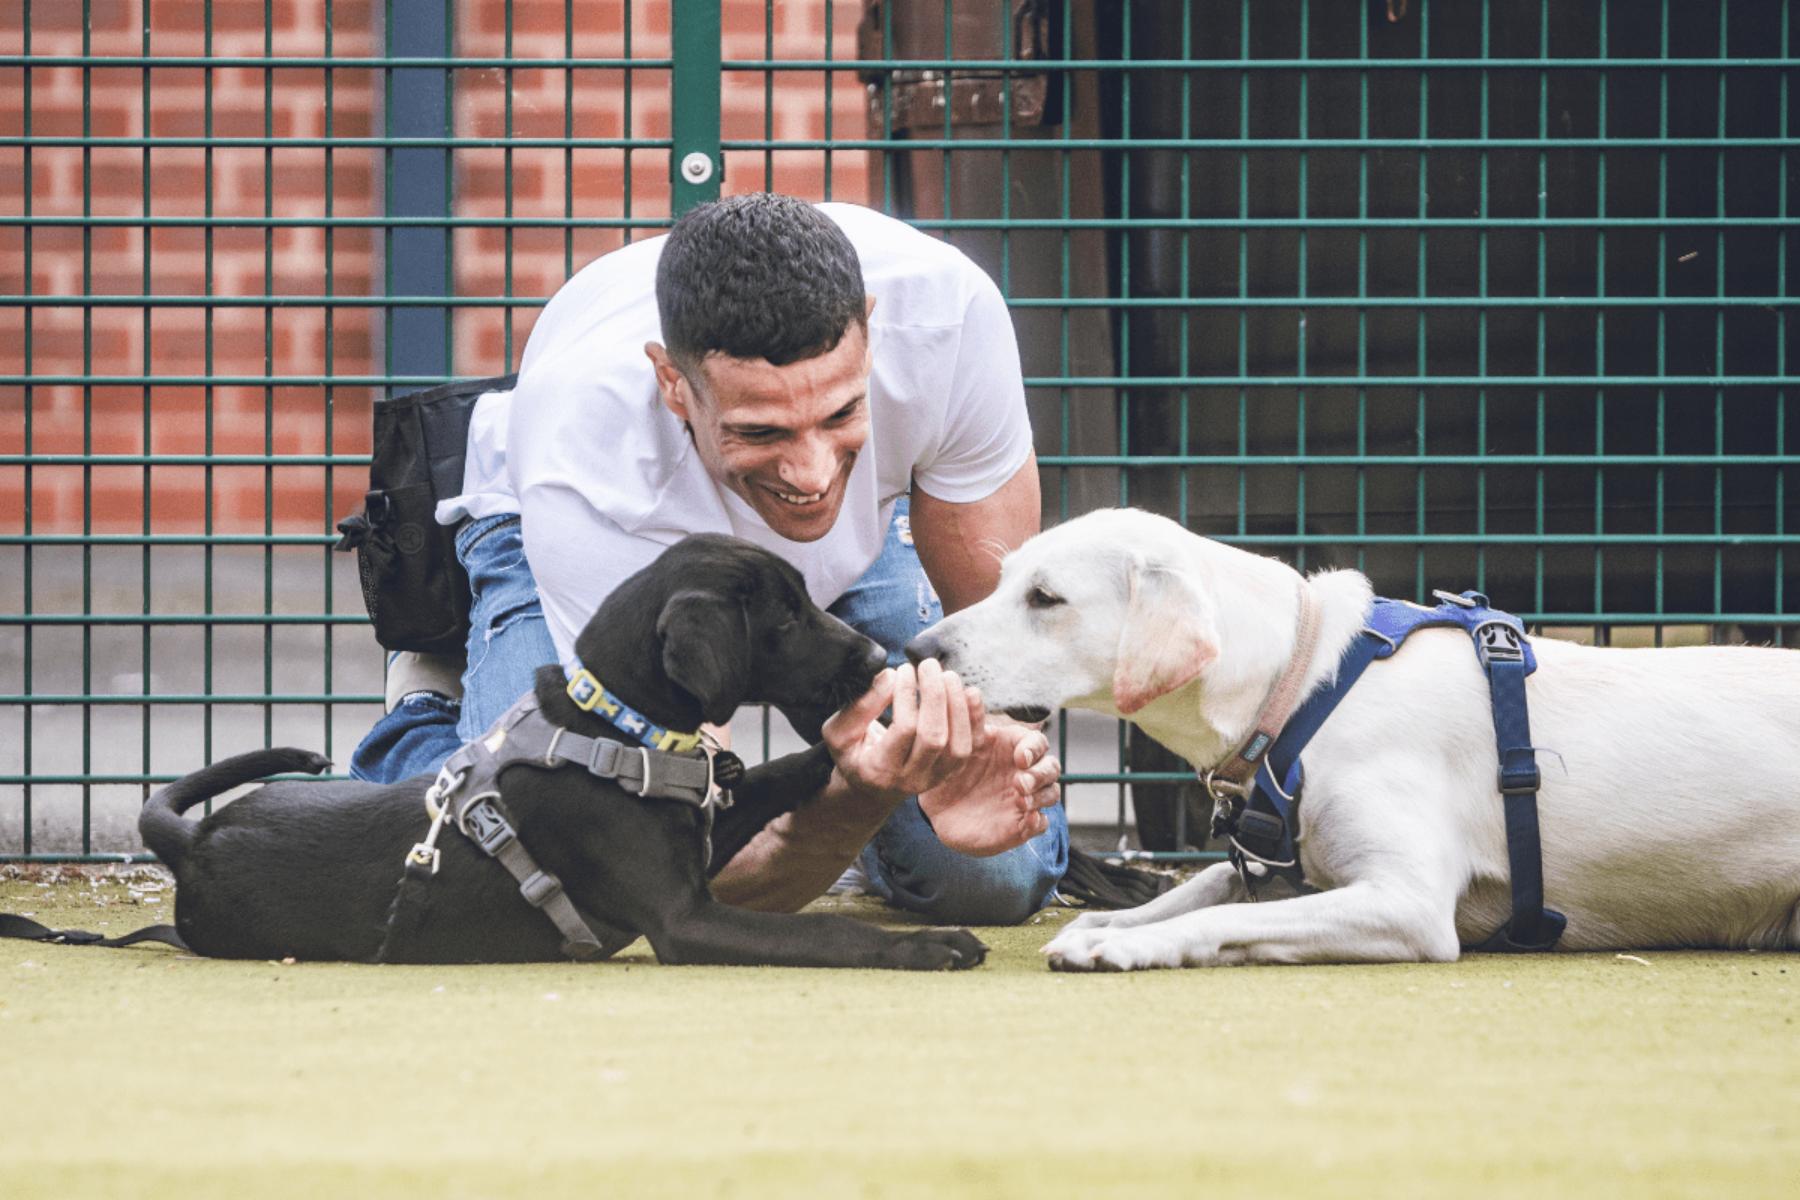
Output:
top-left (1025, 585), bottom-right (1064, 610)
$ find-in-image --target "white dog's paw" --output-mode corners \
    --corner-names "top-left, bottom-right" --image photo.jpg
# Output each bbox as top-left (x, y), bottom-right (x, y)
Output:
top-left (1063, 910), bottom-right (1115, 934)
top-left (1045, 926), bottom-right (1184, 972)
top-left (1042, 926), bottom-right (1103, 970)
top-left (1085, 928), bottom-right (1184, 971)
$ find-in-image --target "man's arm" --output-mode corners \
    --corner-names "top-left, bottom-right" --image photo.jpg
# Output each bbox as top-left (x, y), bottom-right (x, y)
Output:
top-left (706, 767), bottom-right (900, 912)
top-left (709, 662), bottom-right (1061, 912)
top-left (708, 662), bottom-right (964, 912)
top-left (909, 451), bottom-right (1041, 614)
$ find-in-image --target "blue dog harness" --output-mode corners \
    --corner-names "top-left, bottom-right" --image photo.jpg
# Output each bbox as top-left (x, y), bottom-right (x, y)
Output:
top-left (1206, 589), bottom-right (1567, 953)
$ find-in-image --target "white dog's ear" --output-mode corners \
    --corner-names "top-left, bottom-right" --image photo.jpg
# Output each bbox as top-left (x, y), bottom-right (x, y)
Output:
top-left (1112, 560), bottom-right (1217, 714)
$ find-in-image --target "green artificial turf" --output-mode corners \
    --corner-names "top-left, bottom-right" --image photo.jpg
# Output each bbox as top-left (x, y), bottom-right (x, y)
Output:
top-left (2, 870), bottom-right (1796, 1200)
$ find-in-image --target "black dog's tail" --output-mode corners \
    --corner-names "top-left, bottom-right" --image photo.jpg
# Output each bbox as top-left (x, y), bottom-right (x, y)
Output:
top-left (140, 748), bottom-right (332, 869)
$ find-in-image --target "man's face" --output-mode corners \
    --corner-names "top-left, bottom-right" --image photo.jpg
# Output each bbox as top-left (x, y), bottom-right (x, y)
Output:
top-left (648, 318), bottom-right (872, 543)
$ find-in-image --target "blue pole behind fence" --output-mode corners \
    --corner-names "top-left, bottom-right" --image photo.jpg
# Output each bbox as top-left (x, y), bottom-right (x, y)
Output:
top-left (386, 2), bottom-right (454, 383)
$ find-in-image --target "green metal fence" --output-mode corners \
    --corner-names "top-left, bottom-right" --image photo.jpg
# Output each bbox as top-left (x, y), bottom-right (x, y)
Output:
top-left (3, 0), bottom-right (1795, 863)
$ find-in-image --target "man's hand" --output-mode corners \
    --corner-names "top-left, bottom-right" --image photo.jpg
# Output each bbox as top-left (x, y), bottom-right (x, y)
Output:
top-left (822, 659), bottom-right (983, 798)
top-left (820, 660), bottom-right (1061, 858)
top-left (917, 717), bottom-right (1060, 857)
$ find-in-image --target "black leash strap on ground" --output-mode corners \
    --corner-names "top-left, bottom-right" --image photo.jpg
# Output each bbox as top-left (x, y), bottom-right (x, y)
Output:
top-left (1057, 847), bottom-right (1175, 910)
top-left (0, 912), bottom-right (189, 951)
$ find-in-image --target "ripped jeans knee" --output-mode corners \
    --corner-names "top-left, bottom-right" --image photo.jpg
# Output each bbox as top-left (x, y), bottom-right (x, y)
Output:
top-left (453, 513), bottom-right (558, 742)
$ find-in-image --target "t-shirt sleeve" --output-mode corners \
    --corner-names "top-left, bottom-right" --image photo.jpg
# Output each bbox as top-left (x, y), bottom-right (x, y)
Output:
top-left (517, 481), bottom-right (667, 664)
top-left (909, 271), bottom-right (1035, 504)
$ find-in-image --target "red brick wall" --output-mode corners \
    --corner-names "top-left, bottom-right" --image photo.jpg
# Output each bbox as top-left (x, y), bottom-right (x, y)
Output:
top-left (0, 0), bottom-right (868, 534)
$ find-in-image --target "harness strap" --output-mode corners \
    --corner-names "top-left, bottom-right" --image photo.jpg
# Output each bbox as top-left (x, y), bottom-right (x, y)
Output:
top-left (1467, 618), bottom-right (1566, 952)
top-left (1208, 590), bottom-right (1566, 953)
top-left (463, 692), bottom-right (715, 807)
top-left (1216, 629), bottom-right (1384, 890)
top-left (552, 730), bottom-right (713, 806)
top-left (486, 825), bottom-right (606, 961)
top-left (382, 690), bottom-right (723, 962)
top-left (444, 723), bottom-right (612, 962)
top-left (0, 912), bottom-right (189, 951)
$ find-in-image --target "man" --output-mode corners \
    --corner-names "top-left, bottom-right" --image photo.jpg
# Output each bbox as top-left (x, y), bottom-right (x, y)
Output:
top-left (352, 193), bottom-right (1066, 924)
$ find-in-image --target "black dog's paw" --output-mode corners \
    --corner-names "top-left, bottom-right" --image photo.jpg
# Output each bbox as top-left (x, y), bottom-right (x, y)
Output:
top-left (885, 928), bottom-right (989, 971)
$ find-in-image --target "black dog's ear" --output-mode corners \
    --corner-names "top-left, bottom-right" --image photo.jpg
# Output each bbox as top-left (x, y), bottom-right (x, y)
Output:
top-left (656, 589), bottom-right (751, 726)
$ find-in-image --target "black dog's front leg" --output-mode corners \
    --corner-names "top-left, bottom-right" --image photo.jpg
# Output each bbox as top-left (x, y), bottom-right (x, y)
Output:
top-left (706, 742), bottom-right (835, 876)
top-left (645, 897), bottom-right (987, 971)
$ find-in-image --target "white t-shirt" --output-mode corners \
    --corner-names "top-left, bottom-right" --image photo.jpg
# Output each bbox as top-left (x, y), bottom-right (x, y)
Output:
top-left (439, 202), bottom-right (1032, 664)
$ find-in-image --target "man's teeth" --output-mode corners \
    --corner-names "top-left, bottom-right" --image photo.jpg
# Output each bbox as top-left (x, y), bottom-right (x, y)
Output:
top-left (773, 489), bottom-right (824, 505)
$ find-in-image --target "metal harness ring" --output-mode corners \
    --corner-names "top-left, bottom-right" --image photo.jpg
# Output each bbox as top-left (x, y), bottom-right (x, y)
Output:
top-left (423, 765), bottom-right (466, 823)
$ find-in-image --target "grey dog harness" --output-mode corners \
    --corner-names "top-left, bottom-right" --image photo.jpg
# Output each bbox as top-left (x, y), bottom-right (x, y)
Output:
top-left (377, 691), bottom-right (726, 963)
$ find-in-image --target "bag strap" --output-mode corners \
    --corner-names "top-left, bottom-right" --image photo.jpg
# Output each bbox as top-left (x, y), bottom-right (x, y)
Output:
top-left (1056, 848), bottom-right (1175, 910)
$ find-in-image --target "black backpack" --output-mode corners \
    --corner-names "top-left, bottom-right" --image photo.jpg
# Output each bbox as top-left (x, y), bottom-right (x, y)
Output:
top-left (335, 374), bottom-right (517, 655)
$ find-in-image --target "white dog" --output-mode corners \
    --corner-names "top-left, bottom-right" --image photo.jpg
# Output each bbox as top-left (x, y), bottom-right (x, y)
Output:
top-left (910, 508), bottom-right (1800, 969)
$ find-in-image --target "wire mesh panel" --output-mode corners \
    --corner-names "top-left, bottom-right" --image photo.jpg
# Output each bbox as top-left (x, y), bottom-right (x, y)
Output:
top-left (852, 0), bottom-right (1798, 855)
top-left (2, 0), bottom-right (1795, 863)
top-left (0, 0), bottom-right (678, 860)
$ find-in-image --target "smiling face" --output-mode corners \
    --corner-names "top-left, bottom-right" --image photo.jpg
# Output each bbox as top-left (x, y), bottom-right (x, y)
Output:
top-left (648, 318), bottom-right (872, 543)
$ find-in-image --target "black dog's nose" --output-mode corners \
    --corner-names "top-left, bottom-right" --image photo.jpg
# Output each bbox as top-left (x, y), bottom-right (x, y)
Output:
top-left (857, 639), bottom-right (888, 679)
top-left (903, 632), bottom-right (945, 668)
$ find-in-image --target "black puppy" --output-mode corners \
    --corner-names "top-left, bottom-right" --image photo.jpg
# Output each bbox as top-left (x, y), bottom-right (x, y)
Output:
top-left (140, 534), bottom-right (988, 970)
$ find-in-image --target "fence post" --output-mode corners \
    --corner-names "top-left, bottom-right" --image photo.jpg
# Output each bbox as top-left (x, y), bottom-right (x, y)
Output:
top-left (384, 0), bottom-right (453, 383)
top-left (671, 0), bottom-right (722, 214)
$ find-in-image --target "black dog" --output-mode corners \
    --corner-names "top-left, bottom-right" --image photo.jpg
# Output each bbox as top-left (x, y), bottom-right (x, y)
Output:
top-left (139, 534), bottom-right (988, 970)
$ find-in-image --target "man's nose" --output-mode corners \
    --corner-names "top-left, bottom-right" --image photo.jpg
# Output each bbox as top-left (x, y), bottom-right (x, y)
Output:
top-left (779, 434), bottom-right (836, 493)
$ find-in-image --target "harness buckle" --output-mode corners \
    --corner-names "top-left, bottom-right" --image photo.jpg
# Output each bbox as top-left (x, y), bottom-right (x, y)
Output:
top-left (1432, 589), bottom-right (1481, 609)
top-left (704, 749), bottom-right (736, 810)
top-left (1497, 747), bottom-right (1542, 795)
top-left (459, 794), bottom-right (515, 856)
top-left (1474, 621), bottom-right (1526, 668)
top-left (518, 869), bottom-right (564, 909)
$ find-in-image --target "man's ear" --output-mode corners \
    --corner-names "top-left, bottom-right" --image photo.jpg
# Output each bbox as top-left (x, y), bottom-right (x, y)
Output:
top-left (656, 589), bottom-right (751, 726)
top-left (645, 342), bottom-right (692, 424)
top-left (1111, 559), bottom-right (1217, 715)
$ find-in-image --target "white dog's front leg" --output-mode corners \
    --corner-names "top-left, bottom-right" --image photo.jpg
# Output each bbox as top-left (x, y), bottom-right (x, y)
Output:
top-left (1049, 862), bottom-right (1245, 944)
top-left (1046, 880), bottom-right (1458, 970)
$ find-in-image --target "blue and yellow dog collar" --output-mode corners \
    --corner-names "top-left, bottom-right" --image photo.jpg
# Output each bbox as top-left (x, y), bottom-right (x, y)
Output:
top-left (565, 667), bottom-right (704, 754)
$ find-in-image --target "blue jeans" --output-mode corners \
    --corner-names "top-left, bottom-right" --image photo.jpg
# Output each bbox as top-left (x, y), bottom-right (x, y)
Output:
top-left (349, 501), bottom-right (1067, 925)
top-left (832, 504), bottom-right (1067, 925)
top-left (349, 513), bottom-right (557, 783)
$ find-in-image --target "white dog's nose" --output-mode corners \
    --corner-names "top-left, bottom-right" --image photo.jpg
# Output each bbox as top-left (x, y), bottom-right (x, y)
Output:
top-left (903, 631), bottom-right (946, 668)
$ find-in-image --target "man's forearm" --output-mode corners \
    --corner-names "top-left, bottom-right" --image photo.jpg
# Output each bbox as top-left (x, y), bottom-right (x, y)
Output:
top-left (708, 769), bottom-right (904, 913)
top-left (910, 452), bottom-right (1041, 613)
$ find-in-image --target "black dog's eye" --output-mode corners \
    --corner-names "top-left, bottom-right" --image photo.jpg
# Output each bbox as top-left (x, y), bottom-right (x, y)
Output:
top-left (1025, 585), bottom-right (1064, 610)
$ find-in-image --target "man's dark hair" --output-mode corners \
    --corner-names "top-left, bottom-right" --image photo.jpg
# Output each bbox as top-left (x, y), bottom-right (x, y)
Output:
top-left (655, 193), bottom-right (867, 373)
